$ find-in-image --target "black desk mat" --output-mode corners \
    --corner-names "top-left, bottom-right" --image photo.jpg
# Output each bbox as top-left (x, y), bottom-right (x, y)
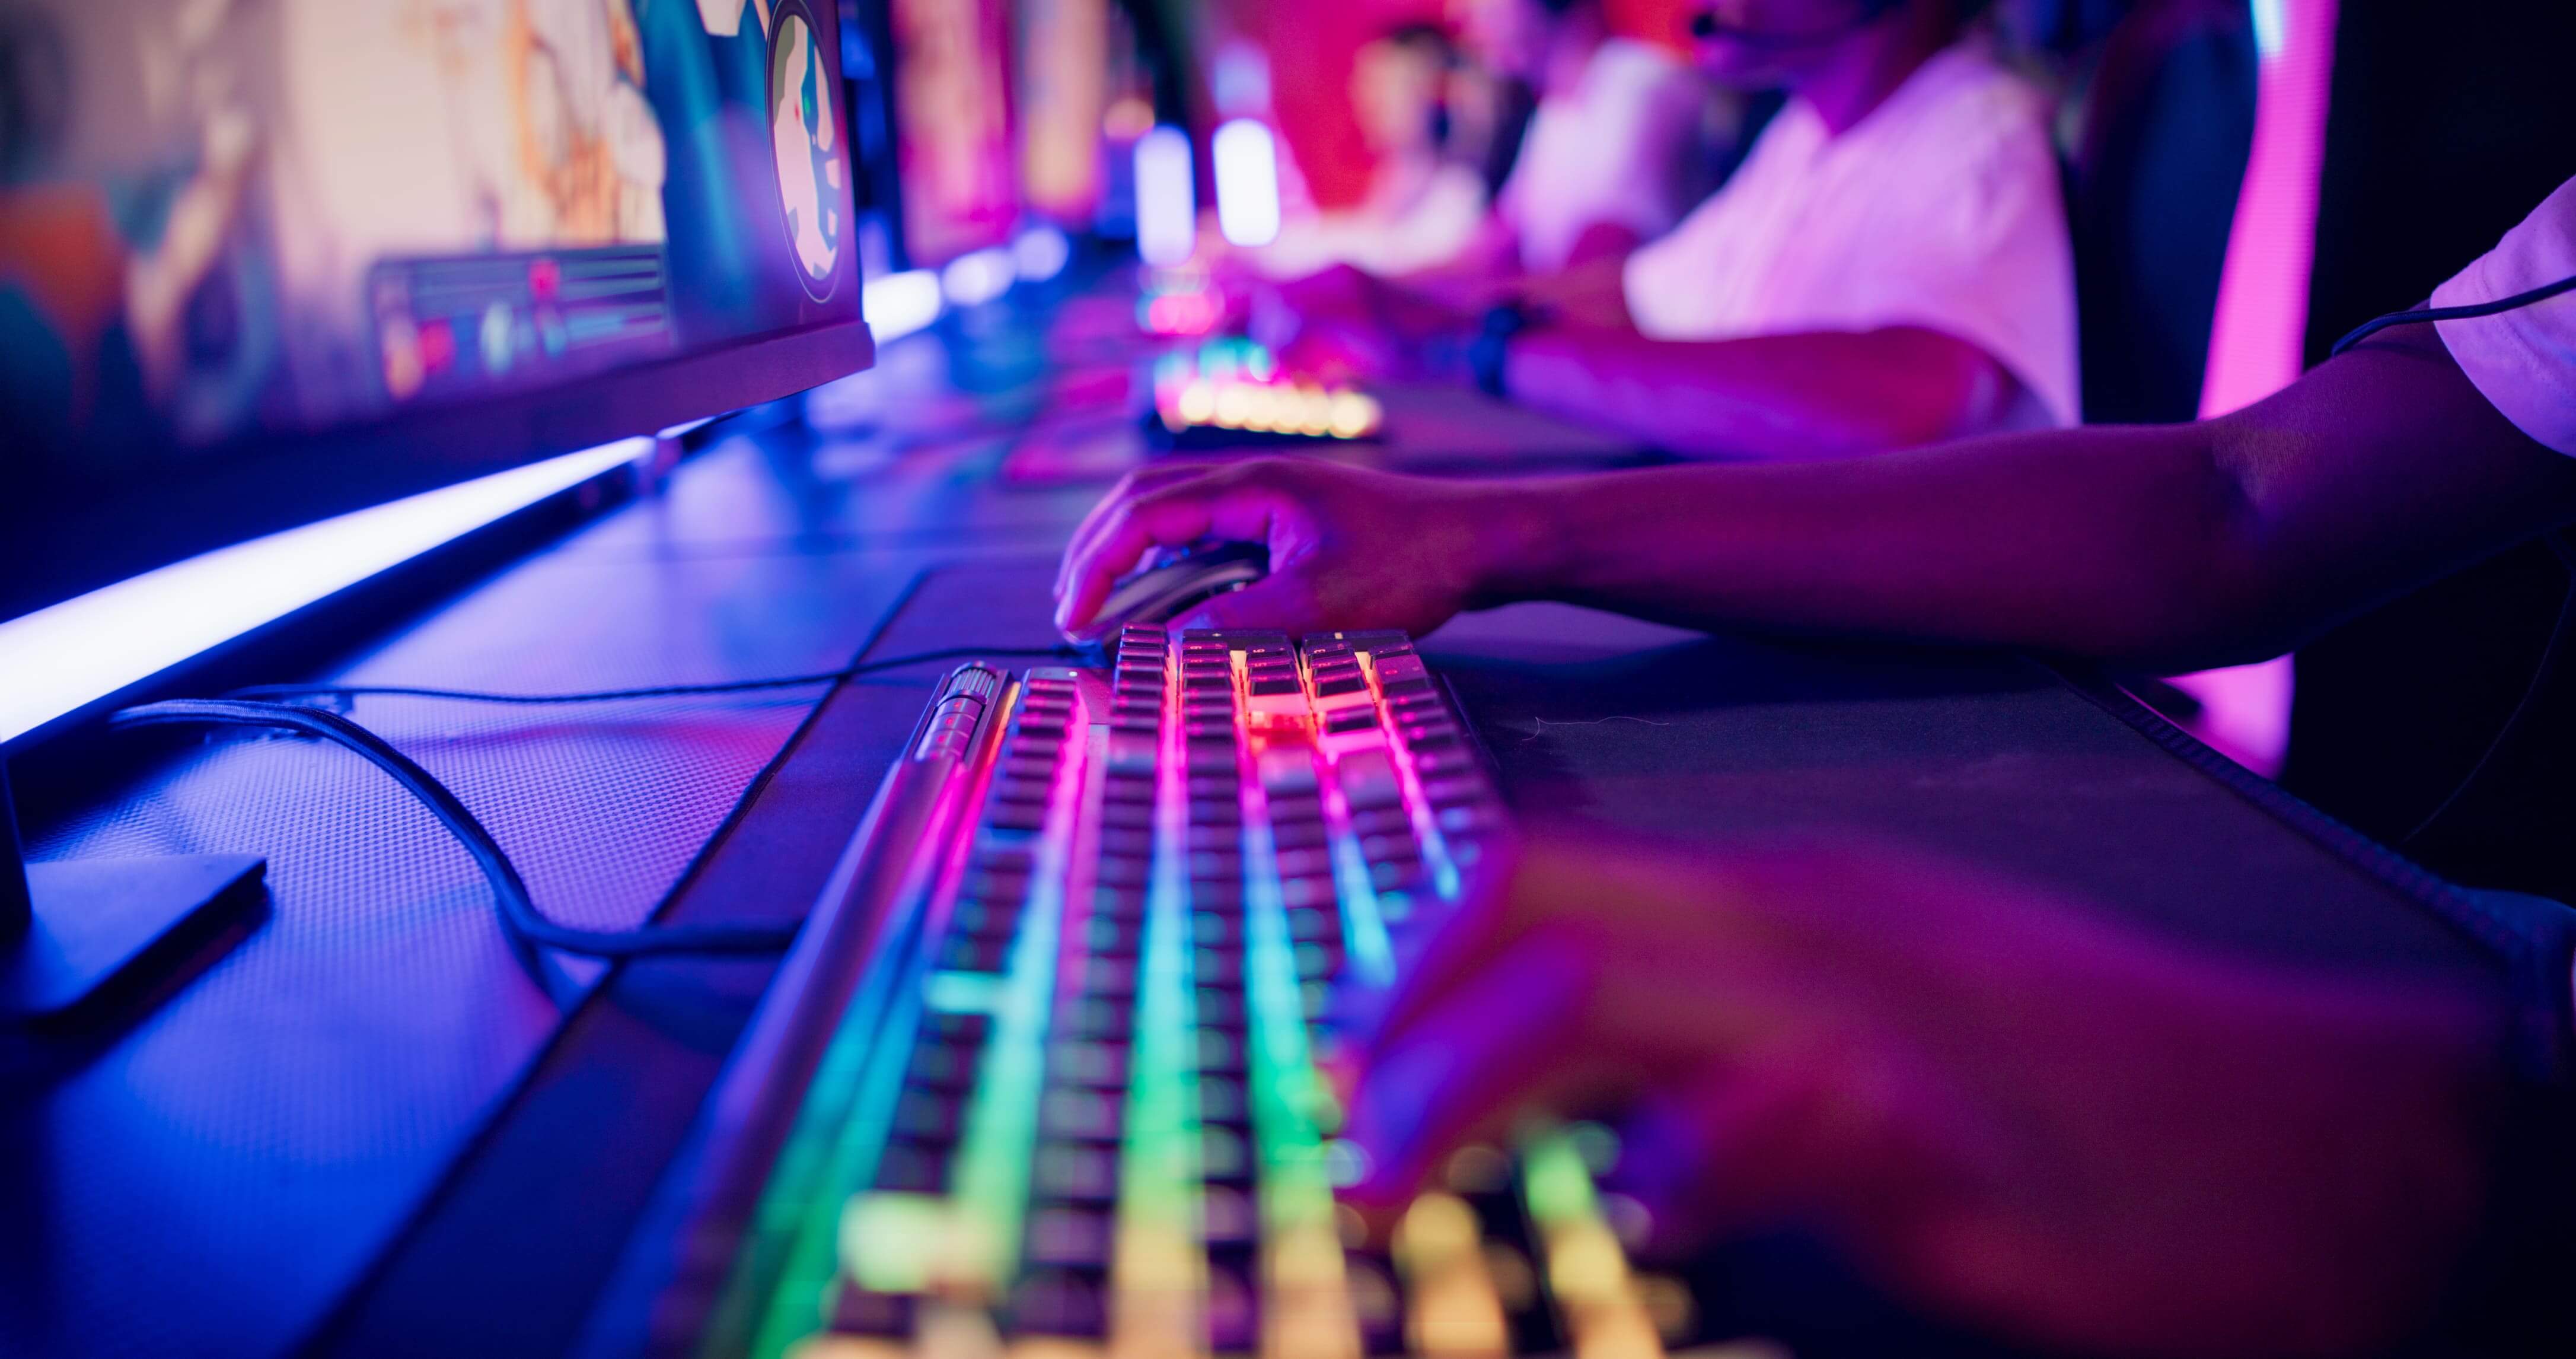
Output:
top-left (1424, 603), bottom-right (2495, 985)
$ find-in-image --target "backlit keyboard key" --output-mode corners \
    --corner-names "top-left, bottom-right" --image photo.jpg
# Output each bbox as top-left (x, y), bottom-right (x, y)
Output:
top-left (752, 632), bottom-right (1568, 1359)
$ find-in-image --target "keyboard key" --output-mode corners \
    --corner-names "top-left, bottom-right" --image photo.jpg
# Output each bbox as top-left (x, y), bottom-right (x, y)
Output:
top-left (1200, 1122), bottom-right (1252, 1179)
top-left (1198, 1074), bottom-right (1248, 1124)
top-left (1205, 1259), bottom-right (1260, 1352)
top-left (1094, 855), bottom-right (1150, 887)
top-left (1193, 948), bottom-right (1244, 986)
top-left (1026, 1207), bottom-right (1113, 1267)
top-left (1082, 916), bottom-right (1144, 956)
top-left (937, 933), bottom-right (1011, 972)
top-left (1280, 875), bottom-right (1336, 909)
top-left (829, 1286), bottom-right (916, 1337)
top-left (1358, 833), bottom-right (1419, 865)
top-left (1202, 1183), bottom-right (1259, 1246)
top-left (1286, 908), bottom-right (1340, 944)
top-left (1369, 861), bottom-right (1419, 891)
top-left (1042, 1087), bottom-right (1124, 1140)
top-left (988, 800), bottom-right (1048, 832)
top-left (1274, 846), bottom-right (1336, 879)
top-left (1060, 994), bottom-right (1134, 1041)
top-left (1270, 817), bottom-right (1330, 849)
top-left (1347, 806), bottom-right (1413, 837)
top-left (961, 868), bottom-right (1032, 902)
top-left (1337, 749), bottom-right (1402, 807)
top-left (1438, 804), bottom-right (1499, 836)
top-left (919, 1011), bottom-right (991, 1045)
top-left (1098, 827), bottom-right (1155, 858)
top-left (1191, 912), bottom-right (1242, 949)
top-left (1197, 1030), bottom-right (1248, 1078)
top-left (1050, 1039), bottom-right (1128, 1087)
top-left (904, 1038), bottom-right (981, 1091)
top-left (1025, 1145), bottom-right (1118, 1207)
top-left (947, 897), bottom-right (1020, 938)
top-left (1188, 848), bottom-right (1243, 879)
top-left (1193, 985), bottom-right (1247, 1027)
top-left (1346, 1251), bottom-right (1407, 1354)
top-left (892, 1087), bottom-right (965, 1140)
top-left (1073, 956), bottom-right (1137, 997)
top-left (1010, 1269), bottom-right (1109, 1338)
top-left (1325, 706), bottom-right (1381, 735)
top-left (869, 1138), bottom-right (954, 1193)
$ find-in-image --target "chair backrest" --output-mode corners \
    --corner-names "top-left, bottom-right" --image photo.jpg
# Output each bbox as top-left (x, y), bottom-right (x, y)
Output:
top-left (2066, 0), bottom-right (2257, 425)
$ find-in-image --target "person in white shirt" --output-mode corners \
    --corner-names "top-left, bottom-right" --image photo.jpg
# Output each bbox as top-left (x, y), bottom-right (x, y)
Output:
top-left (1254, 26), bottom-right (1494, 280)
top-left (1469, 0), bottom-right (1711, 273)
top-left (1277, 0), bottom-right (2076, 461)
top-left (1060, 176), bottom-right (2576, 1359)
top-left (1264, 0), bottom-right (1708, 291)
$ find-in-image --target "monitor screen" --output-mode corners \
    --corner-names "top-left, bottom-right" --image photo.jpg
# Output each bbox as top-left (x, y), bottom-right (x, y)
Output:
top-left (0, 0), bottom-right (871, 619)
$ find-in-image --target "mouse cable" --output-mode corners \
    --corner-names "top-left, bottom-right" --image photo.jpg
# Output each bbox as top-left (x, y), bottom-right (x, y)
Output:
top-left (220, 643), bottom-right (1084, 706)
top-left (109, 698), bottom-right (806, 968)
top-left (2330, 271), bottom-right (2576, 358)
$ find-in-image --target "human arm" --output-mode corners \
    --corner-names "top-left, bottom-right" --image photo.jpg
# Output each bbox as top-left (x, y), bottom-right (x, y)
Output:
top-left (1500, 320), bottom-right (2024, 459)
top-left (1335, 830), bottom-right (2508, 1359)
top-left (1054, 327), bottom-right (2576, 671)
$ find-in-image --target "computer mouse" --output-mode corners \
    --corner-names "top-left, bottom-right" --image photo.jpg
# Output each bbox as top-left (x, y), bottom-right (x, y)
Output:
top-left (1064, 539), bottom-right (1268, 648)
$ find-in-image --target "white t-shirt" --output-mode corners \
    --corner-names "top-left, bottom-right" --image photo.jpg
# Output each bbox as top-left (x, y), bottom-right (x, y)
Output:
top-left (1496, 38), bottom-right (1707, 275)
top-left (1621, 40), bottom-right (2078, 431)
top-left (2435, 175), bottom-right (2576, 456)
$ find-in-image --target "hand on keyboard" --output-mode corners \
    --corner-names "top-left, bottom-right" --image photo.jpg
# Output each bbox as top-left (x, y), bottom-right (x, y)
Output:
top-left (1054, 459), bottom-right (1526, 642)
top-left (1338, 832), bottom-right (2504, 1359)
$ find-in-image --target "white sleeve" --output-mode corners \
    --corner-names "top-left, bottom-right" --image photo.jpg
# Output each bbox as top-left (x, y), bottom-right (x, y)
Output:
top-left (1851, 114), bottom-right (2079, 429)
top-left (2433, 176), bottom-right (2576, 456)
top-left (1577, 46), bottom-right (1704, 241)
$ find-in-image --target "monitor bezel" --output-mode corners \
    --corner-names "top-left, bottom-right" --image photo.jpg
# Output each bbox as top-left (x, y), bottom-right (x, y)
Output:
top-left (1, 0), bottom-right (877, 623)
top-left (3, 317), bottom-right (873, 621)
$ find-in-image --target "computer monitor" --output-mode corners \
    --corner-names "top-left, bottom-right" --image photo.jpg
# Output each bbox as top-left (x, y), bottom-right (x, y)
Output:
top-left (0, 0), bottom-right (875, 623)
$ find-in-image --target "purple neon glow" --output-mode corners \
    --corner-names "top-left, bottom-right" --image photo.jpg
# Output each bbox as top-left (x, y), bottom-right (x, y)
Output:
top-left (2171, 0), bottom-right (2338, 776)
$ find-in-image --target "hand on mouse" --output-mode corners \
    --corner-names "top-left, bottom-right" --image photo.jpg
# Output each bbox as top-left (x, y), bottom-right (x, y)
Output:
top-left (1338, 830), bottom-right (2506, 1359)
top-left (1053, 459), bottom-right (1538, 639)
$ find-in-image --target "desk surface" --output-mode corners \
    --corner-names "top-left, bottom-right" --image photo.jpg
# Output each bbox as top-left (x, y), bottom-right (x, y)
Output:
top-left (0, 303), bottom-right (2507, 1359)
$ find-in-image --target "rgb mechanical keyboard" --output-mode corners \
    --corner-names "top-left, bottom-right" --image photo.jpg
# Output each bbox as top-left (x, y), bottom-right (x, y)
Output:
top-left (677, 624), bottom-right (1707, 1359)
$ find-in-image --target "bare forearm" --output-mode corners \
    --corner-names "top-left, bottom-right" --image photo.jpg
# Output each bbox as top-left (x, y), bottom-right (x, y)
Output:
top-left (1504, 325), bottom-right (2018, 460)
top-left (1469, 332), bottom-right (2576, 668)
top-left (1468, 424), bottom-right (2261, 666)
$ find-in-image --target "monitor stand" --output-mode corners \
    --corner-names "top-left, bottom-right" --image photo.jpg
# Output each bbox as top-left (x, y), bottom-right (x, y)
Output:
top-left (1, 762), bottom-right (264, 1025)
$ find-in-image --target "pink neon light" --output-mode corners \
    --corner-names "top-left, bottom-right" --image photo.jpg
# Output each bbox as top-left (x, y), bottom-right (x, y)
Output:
top-left (2199, 0), bottom-right (2339, 419)
top-left (2169, 0), bottom-right (2339, 777)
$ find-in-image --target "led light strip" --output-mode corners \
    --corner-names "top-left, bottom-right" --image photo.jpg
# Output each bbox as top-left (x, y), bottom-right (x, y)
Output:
top-left (1235, 650), bottom-right (1363, 1358)
top-left (1108, 635), bottom-right (1206, 1353)
top-left (0, 437), bottom-right (651, 747)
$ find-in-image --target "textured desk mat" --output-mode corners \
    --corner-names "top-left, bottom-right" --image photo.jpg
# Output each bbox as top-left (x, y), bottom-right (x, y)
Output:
top-left (1423, 603), bottom-right (2496, 985)
top-left (0, 450), bottom-right (931, 1359)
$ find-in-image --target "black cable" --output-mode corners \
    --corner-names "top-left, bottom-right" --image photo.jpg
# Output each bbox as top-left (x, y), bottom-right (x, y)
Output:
top-left (221, 644), bottom-right (1080, 706)
top-left (100, 641), bottom-right (1082, 988)
top-left (109, 699), bottom-right (805, 976)
top-left (2398, 532), bottom-right (2576, 847)
top-left (2330, 272), bottom-right (2576, 358)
